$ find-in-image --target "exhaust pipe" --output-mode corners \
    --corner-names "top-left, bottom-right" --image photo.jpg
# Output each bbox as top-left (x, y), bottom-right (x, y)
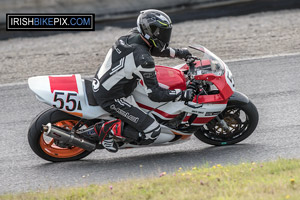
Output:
top-left (42, 123), bottom-right (96, 151)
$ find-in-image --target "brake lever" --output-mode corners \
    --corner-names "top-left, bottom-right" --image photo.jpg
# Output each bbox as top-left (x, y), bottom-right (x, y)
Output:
top-left (185, 55), bottom-right (200, 76)
top-left (185, 56), bottom-right (195, 63)
top-left (185, 55), bottom-right (200, 63)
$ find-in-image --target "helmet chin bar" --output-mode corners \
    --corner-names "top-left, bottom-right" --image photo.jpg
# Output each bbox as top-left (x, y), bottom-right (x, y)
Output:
top-left (151, 37), bottom-right (167, 52)
top-left (140, 32), bottom-right (167, 51)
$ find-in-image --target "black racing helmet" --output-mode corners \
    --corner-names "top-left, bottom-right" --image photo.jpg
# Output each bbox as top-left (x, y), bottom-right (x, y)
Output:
top-left (137, 9), bottom-right (172, 51)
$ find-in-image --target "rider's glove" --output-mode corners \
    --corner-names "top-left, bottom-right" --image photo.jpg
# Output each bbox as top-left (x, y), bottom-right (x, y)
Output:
top-left (179, 89), bottom-right (195, 101)
top-left (187, 81), bottom-right (198, 93)
top-left (175, 48), bottom-right (192, 60)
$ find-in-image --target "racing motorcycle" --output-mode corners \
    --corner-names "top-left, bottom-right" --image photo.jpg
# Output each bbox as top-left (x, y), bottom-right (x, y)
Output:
top-left (27, 45), bottom-right (259, 162)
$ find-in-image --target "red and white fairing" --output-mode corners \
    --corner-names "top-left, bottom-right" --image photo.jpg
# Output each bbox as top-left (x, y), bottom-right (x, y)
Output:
top-left (28, 45), bottom-right (235, 145)
top-left (28, 74), bottom-right (110, 119)
top-left (134, 45), bottom-right (235, 126)
top-left (133, 70), bottom-right (227, 126)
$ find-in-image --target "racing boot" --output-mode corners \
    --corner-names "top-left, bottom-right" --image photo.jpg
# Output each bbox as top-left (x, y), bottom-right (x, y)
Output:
top-left (78, 119), bottom-right (124, 153)
top-left (97, 119), bottom-right (124, 153)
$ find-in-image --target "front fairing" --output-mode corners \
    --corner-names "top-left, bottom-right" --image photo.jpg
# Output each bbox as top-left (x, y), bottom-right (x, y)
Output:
top-left (132, 45), bottom-right (236, 127)
top-left (190, 45), bottom-right (235, 92)
top-left (175, 45), bottom-right (234, 104)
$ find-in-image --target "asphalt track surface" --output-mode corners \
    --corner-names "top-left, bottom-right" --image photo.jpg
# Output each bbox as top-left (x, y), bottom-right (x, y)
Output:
top-left (0, 54), bottom-right (300, 194)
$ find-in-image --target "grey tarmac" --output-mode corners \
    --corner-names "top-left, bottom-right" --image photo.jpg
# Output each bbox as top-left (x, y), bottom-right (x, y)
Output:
top-left (0, 54), bottom-right (300, 194)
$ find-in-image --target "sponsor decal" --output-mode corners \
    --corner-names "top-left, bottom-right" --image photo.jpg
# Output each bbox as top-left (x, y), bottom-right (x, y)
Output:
top-left (92, 78), bottom-right (100, 92)
top-left (191, 110), bottom-right (204, 114)
top-left (6, 14), bottom-right (95, 31)
top-left (110, 104), bottom-right (139, 123)
top-left (205, 111), bottom-right (221, 116)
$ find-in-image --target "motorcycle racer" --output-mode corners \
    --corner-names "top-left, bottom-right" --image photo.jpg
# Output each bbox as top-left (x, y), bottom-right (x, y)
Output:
top-left (83, 9), bottom-right (196, 152)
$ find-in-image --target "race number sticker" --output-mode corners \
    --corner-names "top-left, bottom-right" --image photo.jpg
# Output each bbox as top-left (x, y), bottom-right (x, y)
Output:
top-left (53, 92), bottom-right (81, 111)
top-left (49, 75), bottom-right (82, 112)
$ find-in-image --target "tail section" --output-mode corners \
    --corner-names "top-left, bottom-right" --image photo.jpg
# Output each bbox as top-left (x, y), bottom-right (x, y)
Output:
top-left (28, 74), bottom-right (108, 119)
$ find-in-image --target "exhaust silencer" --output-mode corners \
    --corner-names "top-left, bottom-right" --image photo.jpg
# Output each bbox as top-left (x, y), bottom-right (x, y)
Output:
top-left (43, 123), bottom-right (96, 151)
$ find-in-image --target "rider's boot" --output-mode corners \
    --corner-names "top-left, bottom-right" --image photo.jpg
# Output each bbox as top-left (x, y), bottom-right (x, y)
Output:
top-left (78, 119), bottom-right (124, 153)
top-left (97, 119), bottom-right (124, 153)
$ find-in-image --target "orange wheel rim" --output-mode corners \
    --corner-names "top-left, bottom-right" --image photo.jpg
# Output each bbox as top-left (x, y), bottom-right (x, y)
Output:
top-left (39, 120), bottom-right (86, 158)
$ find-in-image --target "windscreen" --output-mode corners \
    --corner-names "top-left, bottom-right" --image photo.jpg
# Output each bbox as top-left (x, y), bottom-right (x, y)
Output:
top-left (189, 45), bottom-right (226, 77)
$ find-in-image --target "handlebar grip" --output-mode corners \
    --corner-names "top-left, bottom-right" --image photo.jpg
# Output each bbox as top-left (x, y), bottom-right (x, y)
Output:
top-left (185, 55), bottom-right (192, 61)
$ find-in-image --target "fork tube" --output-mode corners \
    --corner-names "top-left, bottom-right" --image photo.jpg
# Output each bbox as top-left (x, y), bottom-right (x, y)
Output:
top-left (215, 116), bottom-right (229, 131)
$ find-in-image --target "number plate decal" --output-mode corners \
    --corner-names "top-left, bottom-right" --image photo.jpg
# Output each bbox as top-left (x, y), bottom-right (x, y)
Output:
top-left (49, 75), bottom-right (81, 113)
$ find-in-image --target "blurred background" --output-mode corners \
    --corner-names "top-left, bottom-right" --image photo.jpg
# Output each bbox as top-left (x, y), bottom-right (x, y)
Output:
top-left (0, 0), bottom-right (299, 84)
top-left (1, 0), bottom-right (300, 40)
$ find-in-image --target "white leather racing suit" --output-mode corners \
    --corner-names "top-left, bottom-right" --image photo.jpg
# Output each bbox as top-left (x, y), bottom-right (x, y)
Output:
top-left (92, 28), bottom-right (183, 143)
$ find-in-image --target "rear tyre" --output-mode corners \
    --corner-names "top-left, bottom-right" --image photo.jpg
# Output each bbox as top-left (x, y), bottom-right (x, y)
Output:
top-left (194, 100), bottom-right (258, 146)
top-left (28, 108), bottom-right (93, 162)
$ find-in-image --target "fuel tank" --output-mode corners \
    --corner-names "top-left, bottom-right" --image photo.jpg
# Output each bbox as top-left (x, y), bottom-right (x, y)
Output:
top-left (155, 65), bottom-right (187, 90)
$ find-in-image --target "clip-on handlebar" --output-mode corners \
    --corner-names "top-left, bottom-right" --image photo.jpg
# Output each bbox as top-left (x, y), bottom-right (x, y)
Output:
top-left (184, 55), bottom-right (203, 108)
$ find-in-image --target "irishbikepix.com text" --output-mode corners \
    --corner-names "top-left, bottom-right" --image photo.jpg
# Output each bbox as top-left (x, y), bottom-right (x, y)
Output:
top-left (6, 14), bottom-right (95, 31)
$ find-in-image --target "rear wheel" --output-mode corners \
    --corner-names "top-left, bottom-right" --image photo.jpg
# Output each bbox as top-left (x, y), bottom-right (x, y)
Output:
top-left (28, 108), bottom-right (93, 162)
top-left (194, 100), bottom-right (259, 146)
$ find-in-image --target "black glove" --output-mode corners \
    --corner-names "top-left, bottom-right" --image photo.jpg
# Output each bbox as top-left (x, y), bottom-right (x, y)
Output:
top-left (175, 48), bottom-right (192, 60)
top-left (180, 89), bottom-right (195, 101)
top-left (187, 81), bottom-right (198, 93)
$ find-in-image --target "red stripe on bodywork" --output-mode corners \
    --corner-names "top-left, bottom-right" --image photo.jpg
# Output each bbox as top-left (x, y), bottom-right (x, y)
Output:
top-left (182, 115), bottom-right (191, 122)
top-left (49, 75), bottom-right (78, 93)
top-left (193, 117), bottom-right (215, 124)
top-left (137, 102), bottom-right (178, 118)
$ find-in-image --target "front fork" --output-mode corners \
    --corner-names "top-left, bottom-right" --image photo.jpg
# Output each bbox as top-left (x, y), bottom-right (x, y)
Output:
top-left (215, 91), bottom-right (249, 132)
top-left (215, 116), bottom-right (229, 132)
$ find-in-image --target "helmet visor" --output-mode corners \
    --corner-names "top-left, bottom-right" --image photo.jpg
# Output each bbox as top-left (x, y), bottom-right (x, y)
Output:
top-left (156, 27), bottom-right (172, 44)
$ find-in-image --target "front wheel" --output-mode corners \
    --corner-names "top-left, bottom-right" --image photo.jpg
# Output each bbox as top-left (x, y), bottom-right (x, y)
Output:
top-left (28, 108), bottom-right (93, 162)
top-left (194, 100), bottom-right (259, 146)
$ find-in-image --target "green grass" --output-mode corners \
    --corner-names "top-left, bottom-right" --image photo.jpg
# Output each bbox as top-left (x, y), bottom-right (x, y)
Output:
top-left (1, 159), bottom-right (300, 200)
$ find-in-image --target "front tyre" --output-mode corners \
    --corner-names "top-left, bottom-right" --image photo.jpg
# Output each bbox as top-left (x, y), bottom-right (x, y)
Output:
top-left (28, 108), bottom-right (93, 162)
top-left (194, 100), bottom-right (259, 146)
